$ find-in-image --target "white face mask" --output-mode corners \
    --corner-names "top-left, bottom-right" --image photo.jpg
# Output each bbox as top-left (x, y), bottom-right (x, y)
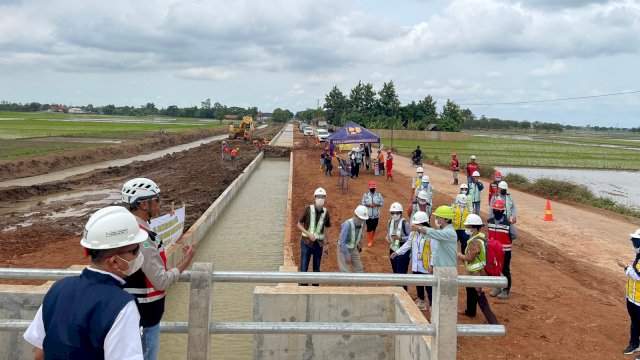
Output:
top-left (117, 253), bottom-right (144, 277)
top-left (465, 229), bottom-right (473, 236)
top-left (392, 214), bottom-right (401, 221)
top-left (634, 247), bottom-right (640, 254)
top-left (418, 199), bottom-right (427, 205)
top-left (315, 198), bottom-right (325, 207)
top-left (434, 219), bottom-right (442, 228)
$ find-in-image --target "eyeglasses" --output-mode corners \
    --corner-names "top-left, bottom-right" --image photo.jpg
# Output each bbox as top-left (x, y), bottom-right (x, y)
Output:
top-left (390, 212), bottom-right (402, 215)
top-left (98, 244), bottom-right (140, 261)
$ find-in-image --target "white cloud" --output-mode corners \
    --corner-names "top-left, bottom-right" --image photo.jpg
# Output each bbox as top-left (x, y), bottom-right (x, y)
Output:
top-left (177, 67), bottom-right (236, 81)
top-left (531, 60), bottom-right (568, 76)
top-left (290, 83), bottom-right (305, 95)
top-left (486, 71), bottom-right (502, 78)
top-left (306, 72), bottom-right (344, 85)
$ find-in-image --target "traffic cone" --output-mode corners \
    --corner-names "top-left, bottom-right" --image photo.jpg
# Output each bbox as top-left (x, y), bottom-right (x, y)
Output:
top-left (543, 199), bottom-right (554, 221)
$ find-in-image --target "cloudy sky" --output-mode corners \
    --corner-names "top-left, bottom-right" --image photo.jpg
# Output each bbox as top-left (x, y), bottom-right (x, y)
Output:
top-left (1, 0), bottom-right (639, 127)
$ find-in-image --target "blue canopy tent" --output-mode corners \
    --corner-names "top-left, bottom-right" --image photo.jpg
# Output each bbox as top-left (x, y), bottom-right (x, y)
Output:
top-left (327, 121), bottom-right (381, 155)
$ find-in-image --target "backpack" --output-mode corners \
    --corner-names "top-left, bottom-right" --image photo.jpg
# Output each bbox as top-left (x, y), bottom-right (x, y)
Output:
top-left (484, 236), bottom-right (504, 276)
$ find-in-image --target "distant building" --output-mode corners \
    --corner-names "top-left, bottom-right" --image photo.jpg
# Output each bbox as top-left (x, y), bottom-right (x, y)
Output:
top-left (314, 116), bottom-right (327, 127)
top-left (256, 112), bottom-right (273, 122)
top-left (68, 107), bottom-right (84, 114)
top-left (224, 114), bottom-right (240, 120)
top-left (49, 105), bottom-right (68, 113)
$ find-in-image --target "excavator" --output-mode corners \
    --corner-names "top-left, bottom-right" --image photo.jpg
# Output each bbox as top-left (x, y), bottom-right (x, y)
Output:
top-left (228, 116), bottom-right (254, 139)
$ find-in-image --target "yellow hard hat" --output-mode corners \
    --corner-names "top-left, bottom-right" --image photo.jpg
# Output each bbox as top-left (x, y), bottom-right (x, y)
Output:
top-left (433, 205), bottom-right (454, 220)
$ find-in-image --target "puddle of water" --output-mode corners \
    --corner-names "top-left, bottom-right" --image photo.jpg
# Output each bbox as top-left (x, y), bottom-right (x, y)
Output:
top-left (475, 134), bottom-right (533, 141)
top-left (44, 208), bottom-right (91, 219)
top-left (160, 159), bottom-right (289, 360)
top-left (0, 189), bottom-right (120, 216)
top-left (2, 222), bottom-right (33, 232)
top-left (496, 166), bottom-right (640, 209)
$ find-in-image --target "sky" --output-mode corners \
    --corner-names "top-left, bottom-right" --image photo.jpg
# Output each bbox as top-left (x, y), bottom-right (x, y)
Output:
top-left (0, 0), bottom-right (639, 127)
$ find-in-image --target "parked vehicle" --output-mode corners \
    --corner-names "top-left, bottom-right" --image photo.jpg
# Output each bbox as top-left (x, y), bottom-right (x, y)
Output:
top-left (303, 126), bottom-right (314, 136)
top-left (316, 128), bottom-right (330, 142)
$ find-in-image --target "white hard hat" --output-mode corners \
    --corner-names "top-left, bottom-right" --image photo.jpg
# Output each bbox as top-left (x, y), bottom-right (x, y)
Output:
top-left (471, 155), bottom-right (477, 160)
top-left (354, 205), bottom-right (369, 220)
top-left (416, 167), bottom-right (424, 173)
top-left (456, 194), bottom-right (468, 205)
top-left (472, 171), bottom-right (480, 177)
top-left (417, 190), bottom-right (429, 200)
top-left (421, 175), bottom-right (430, 183)
top-left (314, 187), bottom-right (327, 197)
top-left (631, 229), bottom-right (640, 239)
top-left (390, 202), bottom-right (403, 213)
top-left (122, 178), bottom-right (160, 205)
top-left (460, 183), bottom-right (468, 189)
top-left (464, 214), bottom-right (483, 226)
top-left (80, 206), bottom-right (147, 250)
top-left (498, 181), bottom-right (508, 190)
top-left (412, 211), bottom-right (429, 225)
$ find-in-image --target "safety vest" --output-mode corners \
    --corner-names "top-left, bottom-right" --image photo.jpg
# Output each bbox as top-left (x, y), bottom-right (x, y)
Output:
top-left (627, 262), bottom-right (640, 303)
top-left (388, 218), bottom-right (406, 251)
top-left (415, 183), bottom-right (433, 199)
top-left (413, 176), bottom-right (422, 190)
top-left (345, 219), bottom-right (364, 249)
top-left (363, 192), bottom-right (383, 219)
top-left (409, 231), bottom-right (431, 270)
top-left (465, 233), bottom-right (487, 273)
top-left (469, 182), bottom-right (482, 202)
top-left (487, 219), bottom-right (513, 251)
top-left (302, 205), bottom-right (326, 240)
top-left (491, 194), bottom-right (515, 219)
top-left (410, 201), bottom-right (428, 221)
top-left (452, 204), bottom-right (469, 230)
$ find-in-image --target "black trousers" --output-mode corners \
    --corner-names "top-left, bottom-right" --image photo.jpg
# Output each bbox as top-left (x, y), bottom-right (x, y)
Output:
top-left (502, 251), bottom-right (512, 290)
top-left (466, 287), bottom-right (478, 316)
top-left (389, 249), bottom-right (410, 291)
top-left (414, 271), bottom-right (433, 305)
top-left (628, 299), bottom-right (640, 346)
top-left (366, 217), bottom-right (379, 232)
top-left (354, 163), bottom-right (361, 177)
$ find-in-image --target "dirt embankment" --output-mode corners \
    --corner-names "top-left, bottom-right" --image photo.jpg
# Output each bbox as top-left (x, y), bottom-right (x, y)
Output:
top-left (0, 125), bottom-right (288, 271)
top-left (0, 128), bottom-right (228, 181)
top-left (287, 129), bottom-right (629, 359)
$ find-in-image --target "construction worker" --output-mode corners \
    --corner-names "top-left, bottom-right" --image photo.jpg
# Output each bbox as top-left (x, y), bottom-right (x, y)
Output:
top-left (411, 167), bottom-right (424, 201)
top-left (221, 141), bottom-right (229, 160)
top-left (488, 199), bottom-right (517, 300)
top-left (390, 211), bottom-right (433, 310)
top-left (414, 175), bottom-right (434, 217)
top-left (457, 214), bottom-right (499, 324)
top-left (488, 171), bottom-right (503, 206)
top-left (354, 146), bottom-right (363, 178)
top-left (617, 229), bottom-right (640, 356)
top-left (466, 155), bottom-right (479, 186)
top-left (24, 206), bottom-right (146, 359)
top-left (386, 202), bottom-right (411, 290)
top-left (362, 181), bottom-right (384, 247)
top-left (452, 194), bottom-right (471, 253)
top-left (324, 152), bottom-right (333, 177)
top-left (297, 187), bottom-right (332, 286)
top-left (451, 152), bottom-right (459, 185)
top-left (460, 183), bottom-right (469, 195)
top-left (489, 181), bottom-right (518, 223)
top-left (338, 205), bottom-right (368, 273)
top-left (121, 178), bottom-right (196, 360)
top-left (349, 149), bottom-right (357, 179)
top-left (377, 149), bottom-right (385, 176)
top-left (385, 149), bottom-right (394, 181)
top-left (468, 171), bottom-right (484, 215)
top-left (413, 205), bottom-right (458, 268)
top-left (230, 147), bottom-right (239, 167)
top-left (363, 143), bottom-right (371, 170)
top-left (408, 190), bottom-right (431, 223)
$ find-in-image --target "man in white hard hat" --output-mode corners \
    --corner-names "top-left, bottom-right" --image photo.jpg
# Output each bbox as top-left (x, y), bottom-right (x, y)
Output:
top-left (297, 187), bottom-right (332, 285)
top-left (451, 194), bottom-right (471, 253)
top-left (386, 202), bottom-right (411, 290)
top-left (468, 171), bottom-right (484, 215)
top-left (466, 155), bottom-right (479, 187)
top-left (338, 205), bottom-right (368, 273)
top-left (408, 190), bottom-right (431, 223)
top-left (24, 206), bottom-right (147, 359)
top-left (414, 175), bottom-right (434, 217)
top-left (411, 167), bottom-right (424, 201)
top-left (616, 229), bottom-right (640, 356)
top-left (489, 181), bottom-right (518, 223)
top-left (121, 178), bottom-right (196, 360)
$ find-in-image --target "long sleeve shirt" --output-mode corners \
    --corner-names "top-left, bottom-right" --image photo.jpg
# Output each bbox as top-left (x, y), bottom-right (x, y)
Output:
top-left (361, 191), bottom-right (384, 219)
top-left (488, 194), bottom-right (518, 220)
top-left (339, 220), bottom-right (363, 259)
top-left (395, 233), bottom-right (434, 273)
top-left (489, 215), bottom-right (518, 242)
top-left (136, 217), bottom-right (180, 290)
top-left (425, 224), bottom-right (458, 268)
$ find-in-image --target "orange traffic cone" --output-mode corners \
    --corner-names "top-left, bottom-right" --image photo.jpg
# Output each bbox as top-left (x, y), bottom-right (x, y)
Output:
top-left (543, 199), bottom-right (554, 221)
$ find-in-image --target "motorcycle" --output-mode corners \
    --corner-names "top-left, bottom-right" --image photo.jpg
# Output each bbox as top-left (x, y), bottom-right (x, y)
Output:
top-left (411, 156), bottom-right (423, 167)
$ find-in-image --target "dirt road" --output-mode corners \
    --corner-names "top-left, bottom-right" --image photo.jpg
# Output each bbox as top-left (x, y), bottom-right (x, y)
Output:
top-left (288, 129), bottom-right (633, 359)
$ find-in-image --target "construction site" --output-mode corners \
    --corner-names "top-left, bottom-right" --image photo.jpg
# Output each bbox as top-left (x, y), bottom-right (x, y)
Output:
top-left (0, 121), bottom-right (638, 360)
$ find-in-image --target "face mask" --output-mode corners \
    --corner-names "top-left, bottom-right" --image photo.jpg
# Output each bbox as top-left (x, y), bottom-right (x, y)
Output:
top-left (496, 178), bottom-right (502, 182)
top-left (500, 190), bottom-right (507, 195)
top-left (417, 173), bottom-right (423, 178)
top-left (465, 229), bottom-right (473, 236)
top-left (354, 218), bottom-right (364, 227)
top-left (392, 214), bottom-right (401, 221)
top-left (461, 190), bottom-right (468, 195)
top-left (434, 219), bottom-right (442, 228)
top-left (316, 198), bottom-right (325, 207)
top-left (370, 188), bottom-right (376, 193)
top-left (635, 247), bottom-right (640, 254)
top-left (418, 199), bottom-right (427, 205)
top-left (116, 253), bottom-right (144, 277)
top-left (494, 211), bottom-right (504, 219)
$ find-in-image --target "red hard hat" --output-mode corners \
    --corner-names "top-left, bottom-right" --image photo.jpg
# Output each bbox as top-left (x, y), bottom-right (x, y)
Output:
top-left (386, 149), bottom-right (391, 153)
top-left (368, 181), bottom-right (376, 189)
top-left (325, 146), bottom-right (329, 151)
top-left (495, 171), bottom-right (503, 178)
top-left (492, 198), bottom-right (506, 211)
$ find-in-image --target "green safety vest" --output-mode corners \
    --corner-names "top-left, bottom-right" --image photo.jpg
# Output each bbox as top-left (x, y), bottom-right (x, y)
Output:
top-left (388, 218), bottom-right (406, 251)
top-left (465, 233), bottom-right (487, 273)
top-left (302, 205), bottom-right (326, 240)
top-left (346, 219), bottom-right (363, 249)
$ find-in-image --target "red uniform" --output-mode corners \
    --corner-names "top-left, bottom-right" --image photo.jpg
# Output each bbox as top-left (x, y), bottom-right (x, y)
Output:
top-left (386, 154), bottom-right (394, 180)
top-left (488, 181), bottom-right (500, 203)
top-left (466, 162), bottom-right (478, 177)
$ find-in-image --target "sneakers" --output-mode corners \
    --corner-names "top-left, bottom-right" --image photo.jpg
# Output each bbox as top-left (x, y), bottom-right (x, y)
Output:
top-left (497, 290), bottom-right (510, 299)
top-left (490, 288), bottom-right (501, 297)
top-left (624, 343), bottom-right (640, 355)
top-left (415, 299), bottom-right (427, 311)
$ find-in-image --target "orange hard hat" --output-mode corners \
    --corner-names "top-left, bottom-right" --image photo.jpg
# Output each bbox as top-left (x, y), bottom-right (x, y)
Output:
top-left (492, 198), bottom-right (506, 211)
top-left (368, 181), bottom-right (376, 189)
top-left (325, 146), bottom-right (329, 151)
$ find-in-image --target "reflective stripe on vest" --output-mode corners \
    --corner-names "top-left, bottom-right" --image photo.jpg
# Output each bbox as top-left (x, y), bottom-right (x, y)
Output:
top-left (413, 177), bottom-right (422, 191)
top-left (488, 221), bottom-right (512, 251)
top-left (465, 234), bottom-right (487, 272)
top-left (453, 205), bottom-right (469, 230)
top-left (491, 194), bottom-right (514, 219)
top-left (628, 263), bottom-right (640, 302)
top-left (346, 219), bottom-right (363, 249)
top-left (388, 219), bottom-right (405, 251)
top-left (124, 226), bottom-right (167, 302)
top-left (365, 192), bottom-right (383, 219)
top-left (302, 205), bottom-right (326, 240)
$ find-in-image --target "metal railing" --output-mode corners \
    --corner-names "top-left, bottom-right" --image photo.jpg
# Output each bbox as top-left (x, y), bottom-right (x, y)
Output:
top-left (0, 264), bottom-right (507, 360)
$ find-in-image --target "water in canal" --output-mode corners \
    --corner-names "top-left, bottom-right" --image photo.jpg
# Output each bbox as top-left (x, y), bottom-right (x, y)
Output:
top-left (159, 158), bottom-right (288, 359)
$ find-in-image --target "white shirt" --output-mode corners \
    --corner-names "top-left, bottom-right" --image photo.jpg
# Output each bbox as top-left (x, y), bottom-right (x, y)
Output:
top-left (23, 268), bottom-right (143, 360)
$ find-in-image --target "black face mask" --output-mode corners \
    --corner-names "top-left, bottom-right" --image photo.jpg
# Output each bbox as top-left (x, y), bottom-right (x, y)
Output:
top-left (493, 211), bottom-right (504, 219)
top-left (370, 188), bottom-right (376, 193)
top-left (500, 190), bottom-right (507, 195)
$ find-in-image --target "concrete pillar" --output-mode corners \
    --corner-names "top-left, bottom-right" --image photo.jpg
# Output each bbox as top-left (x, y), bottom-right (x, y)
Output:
top-left (187, 262), bottom-right (213, 360)
top-left (430, 267), bottom-right (458, 360)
